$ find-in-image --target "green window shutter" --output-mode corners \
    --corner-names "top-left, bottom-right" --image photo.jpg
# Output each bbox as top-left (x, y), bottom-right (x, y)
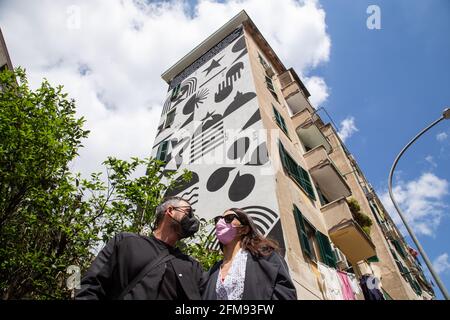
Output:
top-left (279, 141), bottom-right (316, 200)
top-left (392, 239), bottom-right (407, 258)
top-left (278, 141), bottom-right (288, 169)
top-left (273, 106), bottom-right (282, 126)
top-left (298, 166), bottom-right (316, 200)
top-left (367, 255), bottom-right (380, 263)
top-left (293, 205), bottom-right (312, 259)
top-left (316, 231), bottom-right (337, 268)
top-left (280, 116), bottom-right (289, 136)
top-left (265, 76), bottom-right (274, 91)
top-left (156, 141), bottom-right (169, 162)
top-left (273, 106), bottom-right (289, 137)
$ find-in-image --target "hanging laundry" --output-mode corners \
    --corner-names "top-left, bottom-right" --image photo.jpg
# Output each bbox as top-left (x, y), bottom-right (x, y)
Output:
top-left (337, 271), bottom-right (356, 300)
top-left (359, 274), bottom-right (385, 300)
top-left (347, 273), bottom-right (362, 297)
top-left (317, 262), bottom-right (344, 300)
top-left (311, 263), bottom-right (327, 300)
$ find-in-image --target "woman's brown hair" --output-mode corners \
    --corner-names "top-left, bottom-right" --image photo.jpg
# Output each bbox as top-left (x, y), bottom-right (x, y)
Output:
top-left (227, 208), bottom-right (279, 257)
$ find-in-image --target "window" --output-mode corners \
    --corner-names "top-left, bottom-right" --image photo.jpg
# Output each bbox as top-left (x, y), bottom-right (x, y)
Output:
top-left (265, 75), bottom-right (279, 102)
top-left (279, 142), bottom-right (316, 200)
top-left (391, 239), bottom-right (407, 259)
top-left (258, 53), bottom-right (268, 68)
top-left (293, 205), bottom-right (314, 260)
top-left (272, 105), bottom-right (289, 137)
top-left (294, 205), bottom-right (337, 267)
top-left (170, 83), bottom-right (181, 101)
top-left (316, 230), bottom-right (337, 268)
top-left (156, 140), bottom-right (169, 162)
top-left (391, 250), bottom-right (423, 296)
top-left (165, 109), bottom-right (176, 128)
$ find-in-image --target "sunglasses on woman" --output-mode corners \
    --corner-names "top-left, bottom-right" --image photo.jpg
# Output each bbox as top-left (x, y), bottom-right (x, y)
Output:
top-left (213, 213), bottom-right (241, 224)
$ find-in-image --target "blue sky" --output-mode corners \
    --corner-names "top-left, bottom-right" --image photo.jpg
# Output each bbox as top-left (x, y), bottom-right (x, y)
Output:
top-left (316, 0), bottom-right (450, 299)
top-left (1, 0), bottom-right (449, 298)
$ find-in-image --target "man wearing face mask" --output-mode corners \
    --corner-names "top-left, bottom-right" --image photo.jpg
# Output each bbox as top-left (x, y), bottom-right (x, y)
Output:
top-left (76, 196), bottom-right (202, 300)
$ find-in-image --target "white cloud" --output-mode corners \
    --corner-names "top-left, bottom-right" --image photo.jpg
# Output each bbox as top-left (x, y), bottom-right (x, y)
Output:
top-left (379, 172), bottom-right (449, 236)
top-left (425, 155), bottom-right (437, 168)
top-left (0, 0), bottom-right (331, 178)
top-left (436, 132), bottom-right (448, 142)
top-left (303, 76), bottom-right (329, 107)
top-left (433, 253), bottom-right (450, 274)
top-left (337, 116), bottom-right (358, 143)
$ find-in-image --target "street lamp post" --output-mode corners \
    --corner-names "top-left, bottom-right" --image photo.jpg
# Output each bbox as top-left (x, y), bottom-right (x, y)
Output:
top-left (388, 107), bottom-right (450, 300)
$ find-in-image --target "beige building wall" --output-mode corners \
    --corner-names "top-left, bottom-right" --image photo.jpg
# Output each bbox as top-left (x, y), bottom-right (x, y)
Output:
top-left (321, 124), bottom-right (420, 299)
top-left (243, 25), bottom-right (332, 300)
top-left (242, 22), bottom-right (432, 300)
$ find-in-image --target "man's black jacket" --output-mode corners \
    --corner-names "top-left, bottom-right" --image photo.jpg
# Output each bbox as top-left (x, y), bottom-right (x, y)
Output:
top-left (75, 232), bottom-right (203, 300)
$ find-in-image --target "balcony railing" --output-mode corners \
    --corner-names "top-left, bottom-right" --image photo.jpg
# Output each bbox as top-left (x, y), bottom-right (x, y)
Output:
top-left (321, 197), bottom-right (376, 263)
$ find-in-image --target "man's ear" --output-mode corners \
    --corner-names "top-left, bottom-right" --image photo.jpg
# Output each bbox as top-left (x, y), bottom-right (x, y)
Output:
top-left (166, 206), bottom-right (174, 218)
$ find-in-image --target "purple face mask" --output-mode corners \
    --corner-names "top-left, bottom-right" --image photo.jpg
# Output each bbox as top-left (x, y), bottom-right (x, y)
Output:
top-left (215, 218), bottom-right (237, 245)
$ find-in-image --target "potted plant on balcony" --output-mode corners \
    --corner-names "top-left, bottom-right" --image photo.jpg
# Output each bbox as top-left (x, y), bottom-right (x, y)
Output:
top-left (347, 198), bottom-right (373, 237)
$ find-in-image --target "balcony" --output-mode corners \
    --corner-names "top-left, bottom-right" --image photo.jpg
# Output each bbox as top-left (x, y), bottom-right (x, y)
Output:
top-left (321, 197), bottom-right (376, 263)
top-left (279, 68), bottom-right (314, 115)
top-left (292, 109), bottom-right (332, 154)
top-left (303, 145), bottom-right (351, 202)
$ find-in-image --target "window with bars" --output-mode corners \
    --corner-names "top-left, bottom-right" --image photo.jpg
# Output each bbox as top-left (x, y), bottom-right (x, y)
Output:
top-left (279, 141), bottom-right (316, 200)
top-left (272, 105), bottom-right (289, 137)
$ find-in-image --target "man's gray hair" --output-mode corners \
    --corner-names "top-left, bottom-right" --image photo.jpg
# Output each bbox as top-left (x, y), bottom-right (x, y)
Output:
top-left (152, 196), bottom-right (190, 230)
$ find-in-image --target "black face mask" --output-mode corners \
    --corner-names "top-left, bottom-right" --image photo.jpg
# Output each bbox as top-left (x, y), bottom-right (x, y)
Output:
top-left (169, 213), bottom-right (200, 239)
top-left (179, 214), bottom-right (200, 238)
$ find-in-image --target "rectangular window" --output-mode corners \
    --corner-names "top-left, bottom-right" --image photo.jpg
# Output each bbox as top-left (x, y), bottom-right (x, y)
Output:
top-left (265, 75), bottom-right (279, 102)
top-left (279, 141), bottom-right (316, 200)
top-left (171, 83), bottom-right (181, 101)
top-left (164, 109), bottom-right (176, 128)
top-left (156, 140), bottom-right (169, 162)
top-left (272, 105), bottom-right (289, 137)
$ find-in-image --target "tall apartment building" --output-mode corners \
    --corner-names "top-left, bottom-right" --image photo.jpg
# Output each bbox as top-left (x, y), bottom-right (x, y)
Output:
top-left (0, 27), bottom-right (13, 72)
top-left (151, 11), bottom-right (434, 300)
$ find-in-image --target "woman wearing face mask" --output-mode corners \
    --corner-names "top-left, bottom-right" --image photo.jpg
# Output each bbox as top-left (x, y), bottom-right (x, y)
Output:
top-left (201, 208), bottom-right (297, 300)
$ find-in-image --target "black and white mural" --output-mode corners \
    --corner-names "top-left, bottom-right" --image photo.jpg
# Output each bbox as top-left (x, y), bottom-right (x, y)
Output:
top-left (152, 27), bottom-right (285, 249)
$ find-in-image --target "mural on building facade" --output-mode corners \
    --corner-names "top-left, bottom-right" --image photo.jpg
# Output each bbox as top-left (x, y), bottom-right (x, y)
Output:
top-left (152, 27), bottom-right (285, 251)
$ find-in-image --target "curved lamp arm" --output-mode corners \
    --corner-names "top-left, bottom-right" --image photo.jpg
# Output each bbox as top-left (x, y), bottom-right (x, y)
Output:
top-left (388, 108), bottom-right (450, 300)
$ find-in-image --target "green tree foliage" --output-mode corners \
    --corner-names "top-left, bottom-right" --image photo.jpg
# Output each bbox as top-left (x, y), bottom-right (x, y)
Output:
top-left (0, 68), bottom-right (220, 299)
